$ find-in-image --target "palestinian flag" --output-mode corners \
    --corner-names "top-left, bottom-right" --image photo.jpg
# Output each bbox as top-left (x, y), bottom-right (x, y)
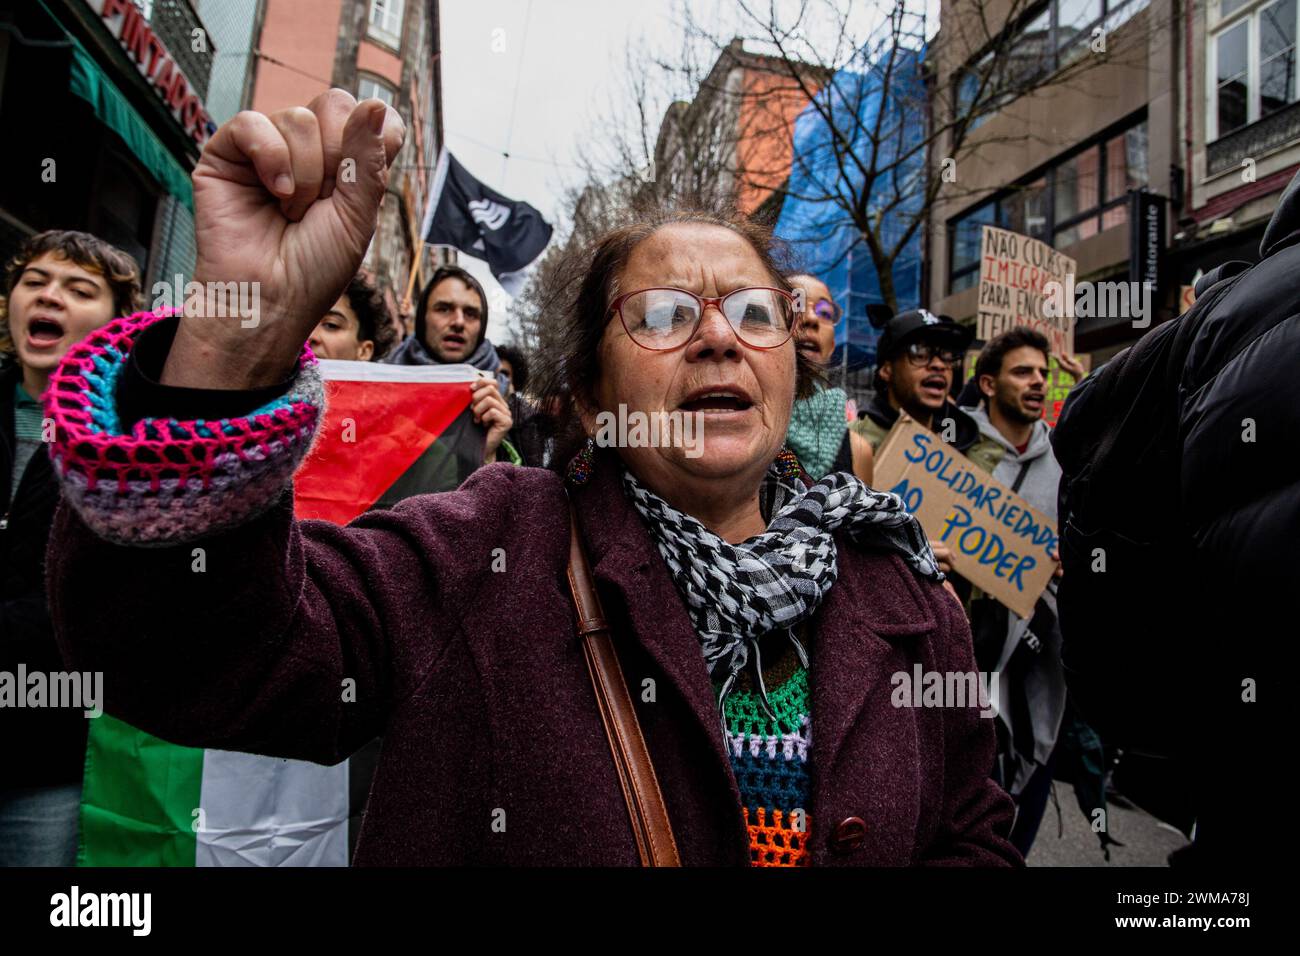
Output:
top-left (295, 360), bottom-right (485, 521)
top-left (78, 719), bottom-right (351, 867)
top-left (77, 361), bottom-right (484, 866)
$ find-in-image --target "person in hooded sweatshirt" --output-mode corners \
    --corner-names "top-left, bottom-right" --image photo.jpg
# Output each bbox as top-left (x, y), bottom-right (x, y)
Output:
top-left (960, 328), bottom-right (1075, 857)
top-left (385, 265), bottom-right (517, 465)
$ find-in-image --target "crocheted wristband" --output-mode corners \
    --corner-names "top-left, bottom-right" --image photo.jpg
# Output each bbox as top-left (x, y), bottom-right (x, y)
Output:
top-left (44, 309), bottom-right (324, 545)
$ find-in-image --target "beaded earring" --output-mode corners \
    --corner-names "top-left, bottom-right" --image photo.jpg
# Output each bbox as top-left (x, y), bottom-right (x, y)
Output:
top-left (566, 436), bottom-right (597, 486)
top-left (774, 447), bottom-right (803, 480)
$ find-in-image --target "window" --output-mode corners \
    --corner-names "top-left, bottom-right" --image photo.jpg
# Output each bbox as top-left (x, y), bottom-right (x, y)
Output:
top-left (1057, 0), bottom-right (1103, 66)
top-left (952, 1), bottom-right (1145, 129)
top-left (1261, 0), bottom-right (1297, 113)
top-left (1054, 148), bottom-right (1100, 221)
top-left (1053, 123), bottom-right (1147, 247)
top-left (1211, 0), bottom-right (1300, 139)
top-left (948, 120), bottom-right (1148, 293)
top-left (358, 76), bottom-right (396, 107)
top-left (368, 0), bottom-right (405, 48)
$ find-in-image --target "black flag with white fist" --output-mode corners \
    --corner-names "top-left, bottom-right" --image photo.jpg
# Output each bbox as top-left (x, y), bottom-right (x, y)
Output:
top-left (421, 148), bottom-right (553, 295)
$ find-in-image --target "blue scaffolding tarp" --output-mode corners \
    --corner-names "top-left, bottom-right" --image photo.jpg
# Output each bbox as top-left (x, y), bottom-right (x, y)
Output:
top-left (775, 46), bottom-right (926, 371)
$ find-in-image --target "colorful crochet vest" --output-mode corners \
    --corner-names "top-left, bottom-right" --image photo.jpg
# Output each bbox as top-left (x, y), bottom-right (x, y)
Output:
top-left (719, 663), bottom-right (813, 867)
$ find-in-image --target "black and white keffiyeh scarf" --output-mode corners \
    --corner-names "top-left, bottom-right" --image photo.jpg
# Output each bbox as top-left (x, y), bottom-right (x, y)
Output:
top-left (623, 465), bottom-right (942, 734)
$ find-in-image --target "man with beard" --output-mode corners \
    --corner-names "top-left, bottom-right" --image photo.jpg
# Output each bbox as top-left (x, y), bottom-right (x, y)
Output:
top-left (852, 309), bottom-right (976, 575)
top-left (852, 309), bottom-right (978, 454)
top-left (962, 328), bottom-right (1076, 857)
top-left (386, 265), bottom-right (516, 464)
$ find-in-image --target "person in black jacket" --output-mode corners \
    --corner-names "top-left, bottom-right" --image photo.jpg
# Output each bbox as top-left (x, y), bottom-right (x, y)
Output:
top-left (0, 230), bottom-right (140, 866)
top-left (850, 309), bottom-right (979, 455)
top-left (851, 309), bottom-right (978, 578)
top-left (1054, 173), bottom-right (1300, 867)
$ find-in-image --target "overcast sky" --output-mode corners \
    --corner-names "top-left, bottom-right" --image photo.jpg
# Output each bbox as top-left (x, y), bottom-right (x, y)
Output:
top-left (438, 0), bottom-right (939, 344)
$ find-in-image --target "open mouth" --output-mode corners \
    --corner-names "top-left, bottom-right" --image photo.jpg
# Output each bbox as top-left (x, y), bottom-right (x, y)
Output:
top-left (26, 317), bottom-right (65, 347)
top-left (1023, 393), bottom-right (1045, 410)
top-left (442, 333), bottom-right (467, 350)
top-left (919, 374), bottom-right (948, 398)
top-left (679, 388), bottom-right (755, 414)
top-left (795, 338), bottom-right (821, 355)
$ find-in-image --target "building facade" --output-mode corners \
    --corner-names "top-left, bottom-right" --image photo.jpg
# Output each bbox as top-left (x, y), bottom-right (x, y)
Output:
top-left (652, 38), bottom-right (826, 220)
top-left (0, 0), bottom-right (219, 291)
top-left (928, 0), bottom-right (1299, 367)
top-left (1180, 0), bottom-right (1299, 290)
top-left (929, 0), bottom-right (1172, 364)
top-left (246, 0), bottom-right (445, 315)
top-left (0, 0), bottom-right (443, 322)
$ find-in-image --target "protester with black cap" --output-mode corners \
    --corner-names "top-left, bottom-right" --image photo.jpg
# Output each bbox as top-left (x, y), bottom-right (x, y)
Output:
top-left (851, 308), bottom-right (978, 453)
top-left (851, 309), bottom-right (976, 577)
top-left (386, 264), bottom-right (517, 464)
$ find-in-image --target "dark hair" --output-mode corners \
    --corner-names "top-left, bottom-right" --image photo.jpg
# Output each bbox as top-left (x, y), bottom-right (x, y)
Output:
top-left (344, 272), bottom-right (398, 361)
top-left (415, 265), bottom-right (489, 348)
top-left (1, 230), bottom-right (141, 357)
top-left (973, 327), bottom-right (1051, 402)
top-left (533, 202), bottom-right (821, 473)
top-left (495, 343), bottom-right (530, 393)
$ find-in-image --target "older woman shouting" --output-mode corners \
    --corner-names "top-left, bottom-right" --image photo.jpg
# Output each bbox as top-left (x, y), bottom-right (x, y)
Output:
top-left (43, 91), bottom-right (1018, 867)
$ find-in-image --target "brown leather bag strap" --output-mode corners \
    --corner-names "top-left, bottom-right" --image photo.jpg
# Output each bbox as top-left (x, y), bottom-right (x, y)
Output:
top-left (566, 501), bottom-right (681, 867)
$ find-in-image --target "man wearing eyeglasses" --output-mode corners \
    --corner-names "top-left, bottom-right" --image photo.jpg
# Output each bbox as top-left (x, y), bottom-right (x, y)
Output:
top-left (852, 309), bottom-right (978, 454)
top-left (851, 310), bottom-right (976, 577)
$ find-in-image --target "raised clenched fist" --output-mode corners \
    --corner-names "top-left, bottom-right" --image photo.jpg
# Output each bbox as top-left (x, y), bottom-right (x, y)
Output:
top-left (162, 89), bottom-right (406, 389)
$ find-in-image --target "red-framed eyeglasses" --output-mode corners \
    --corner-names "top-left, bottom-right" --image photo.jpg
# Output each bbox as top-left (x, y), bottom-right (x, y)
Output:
top-left (607, 286), bottom-right (797, 352)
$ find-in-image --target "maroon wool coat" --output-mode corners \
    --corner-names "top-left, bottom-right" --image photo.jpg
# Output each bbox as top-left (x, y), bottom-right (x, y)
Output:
top-left (47, 451), bottom-right (1021, 866)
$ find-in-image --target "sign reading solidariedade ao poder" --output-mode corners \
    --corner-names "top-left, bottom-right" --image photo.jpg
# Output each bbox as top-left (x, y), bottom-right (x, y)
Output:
top-left (978, 225), bottom-right (1077, 356)
top-left (873, 416), bottom-right (1056, 618)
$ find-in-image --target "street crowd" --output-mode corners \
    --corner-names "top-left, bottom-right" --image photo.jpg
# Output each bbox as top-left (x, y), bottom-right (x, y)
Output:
top-left (1, 89), bottom-right (1278, 868)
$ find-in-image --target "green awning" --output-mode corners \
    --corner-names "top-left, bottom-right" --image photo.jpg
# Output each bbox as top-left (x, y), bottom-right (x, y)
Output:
top-left (68, 46), bottom-right (194, 212)
top-left (46, 0), bottom-right (195, 212)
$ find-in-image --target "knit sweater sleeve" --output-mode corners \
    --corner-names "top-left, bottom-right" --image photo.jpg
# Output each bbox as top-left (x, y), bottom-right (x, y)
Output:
top-left (41, 310), bottom-right (524, 765)
top-left (44, 310), bottom-right (323, 545)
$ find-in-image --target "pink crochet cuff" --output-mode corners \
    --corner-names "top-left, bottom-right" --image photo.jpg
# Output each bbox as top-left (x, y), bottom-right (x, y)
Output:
top-left (44, 309), bottom-right (324, 545)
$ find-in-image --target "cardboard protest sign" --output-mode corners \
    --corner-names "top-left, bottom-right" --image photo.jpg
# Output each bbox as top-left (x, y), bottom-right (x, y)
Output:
top-left (961, 351), bottom-right (1091, 428)
top-left (978, 225), bottom-right (1078, 355)
top-left (873, 416), bottom-right (1056, 618)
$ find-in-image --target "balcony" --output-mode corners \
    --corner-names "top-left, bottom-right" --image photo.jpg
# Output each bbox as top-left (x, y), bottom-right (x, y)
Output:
top-left (144, 0), bottom-right (215, 100)
top-left (1207, 100), bottom-right (1300, 177)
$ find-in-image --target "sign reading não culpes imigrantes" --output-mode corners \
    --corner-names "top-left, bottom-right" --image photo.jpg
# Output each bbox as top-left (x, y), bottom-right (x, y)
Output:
top-left (978, 225), bottom-right (1077, 356)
